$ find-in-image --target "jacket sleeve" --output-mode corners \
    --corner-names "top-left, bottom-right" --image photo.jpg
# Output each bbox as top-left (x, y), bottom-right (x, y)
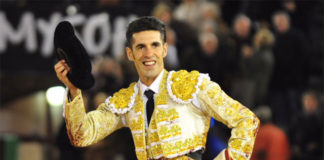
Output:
top-left (64, 89), bottom-right (124, 147)
top-left (196, 78), bottom-right (260, 160)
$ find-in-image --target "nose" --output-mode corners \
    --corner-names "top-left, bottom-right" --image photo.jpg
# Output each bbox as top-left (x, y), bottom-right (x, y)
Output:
top-left (144, 47), bottom-right (154, 58)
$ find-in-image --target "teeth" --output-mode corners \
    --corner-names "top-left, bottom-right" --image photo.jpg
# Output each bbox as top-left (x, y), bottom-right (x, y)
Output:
top-left (144, 61), bottom-right (155, 65)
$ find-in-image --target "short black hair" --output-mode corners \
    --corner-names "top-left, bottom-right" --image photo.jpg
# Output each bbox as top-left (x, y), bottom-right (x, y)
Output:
top-left (126, 16), bottom-right (166, 48)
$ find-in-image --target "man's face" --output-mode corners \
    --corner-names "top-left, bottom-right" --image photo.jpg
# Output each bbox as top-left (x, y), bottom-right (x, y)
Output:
top-left (274, 15), bottom-right (290, 33)
top-left (234, 18), bottom-right (251, 38)
top-left (126, 30), bottom-right (167, 83)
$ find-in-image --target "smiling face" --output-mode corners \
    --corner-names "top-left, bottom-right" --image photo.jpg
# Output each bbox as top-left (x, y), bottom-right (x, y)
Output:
top-left (126, 30), bottom-right (167, 86)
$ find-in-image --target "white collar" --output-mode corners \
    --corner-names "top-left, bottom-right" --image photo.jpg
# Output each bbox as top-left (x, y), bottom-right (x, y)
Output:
top-left (138, 70), bottom-right (164, 97)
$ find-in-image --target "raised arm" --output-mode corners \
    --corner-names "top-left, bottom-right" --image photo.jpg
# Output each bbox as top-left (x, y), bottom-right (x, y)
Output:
top-left (197, 78), bottom-right (259, 160)
top-left (54, 60), bottom-right (79, 99)
top-left (64, 91), bottom-right (123, 147)
top-left (54, 60), bottom-right (123, 147)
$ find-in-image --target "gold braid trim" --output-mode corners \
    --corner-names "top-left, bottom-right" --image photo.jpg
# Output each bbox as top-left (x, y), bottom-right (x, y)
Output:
top-left (104, 82), bottom-right (138, 114)
top-left (167, 70), bottom-right (209, 104)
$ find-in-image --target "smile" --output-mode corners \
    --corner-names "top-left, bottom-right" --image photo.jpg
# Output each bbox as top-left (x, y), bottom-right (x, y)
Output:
top-left (143, 60), bottom-right (156, 66)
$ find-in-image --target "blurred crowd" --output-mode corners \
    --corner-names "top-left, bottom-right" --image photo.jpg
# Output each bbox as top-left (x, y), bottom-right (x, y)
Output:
top-left (54, 0), bottom-right (323, 160)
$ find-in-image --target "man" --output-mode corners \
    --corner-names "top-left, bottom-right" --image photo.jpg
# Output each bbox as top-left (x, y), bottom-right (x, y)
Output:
top-left (54, 16), bottom-right (259, 160)
top-left (251, 106), bottom-right (290, 160)
top-left (290, 90), bottom-right (323, 160)
top-left (269, 11), bottom-right (307, 131)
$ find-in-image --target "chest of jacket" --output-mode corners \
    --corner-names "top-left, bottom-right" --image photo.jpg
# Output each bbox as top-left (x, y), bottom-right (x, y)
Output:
top-left (125, 94), bottom-right (210, 159)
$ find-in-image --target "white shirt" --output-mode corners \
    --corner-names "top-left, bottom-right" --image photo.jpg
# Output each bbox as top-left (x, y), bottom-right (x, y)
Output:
top-left (138, 69), bottom-right (164, 103)
top-left (138, 70), bottom-right (164, 127)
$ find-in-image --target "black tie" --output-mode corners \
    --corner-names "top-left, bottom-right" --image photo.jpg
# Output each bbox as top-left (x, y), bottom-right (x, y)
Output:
top-left (144, 89), bottom-right (155, 124)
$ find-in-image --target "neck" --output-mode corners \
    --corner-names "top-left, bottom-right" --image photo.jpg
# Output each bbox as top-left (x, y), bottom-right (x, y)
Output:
top-left (141, 77), bottom-right (156, 86)
top-left (140, 69), bottom-right (163, 86)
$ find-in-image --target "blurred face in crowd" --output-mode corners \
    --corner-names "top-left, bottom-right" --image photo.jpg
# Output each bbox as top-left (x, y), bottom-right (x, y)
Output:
top-left (283, 1), bottom-right (296, 12)
top-left (234, 17), bottom-right (251, 38)
top-left (156, 10), bottom-right (172, 25)
top-left (273, 14), bottom-right (290, 33)
top-left (126, 30), bottom-right (167, 86)
top-left (303, 93), bottom-right (318, 114)
top-left (201, 33), bottom-right (219, 56)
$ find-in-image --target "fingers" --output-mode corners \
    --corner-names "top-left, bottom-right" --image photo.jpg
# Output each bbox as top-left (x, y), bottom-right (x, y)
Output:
top-left (54, 60), bottom-right (70, 73)
top-left (62, 68), bottom-right (69, 77)
top-left (54, 60), bottom-right (69, 68)
top-left (56, 65), bottom-right (65, 74)
top-left (54, 60), bottom-right (64, 70)
top-left (54, 60), bottom-right (72, 85)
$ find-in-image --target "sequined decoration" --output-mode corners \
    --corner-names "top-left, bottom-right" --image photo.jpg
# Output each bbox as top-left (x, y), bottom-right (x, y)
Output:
top-left (170, 70), bottom-right (200, 101)
top-left (109, 82), bottom-right (136, 110)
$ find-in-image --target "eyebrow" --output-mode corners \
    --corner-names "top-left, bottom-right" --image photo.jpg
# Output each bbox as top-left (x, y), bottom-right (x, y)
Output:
top-left (135, 43), bottom-right (145, 49)
top-left (152, 41), bottom-right (161, 46)
top-left (135, 41), bottom-right (162, 48)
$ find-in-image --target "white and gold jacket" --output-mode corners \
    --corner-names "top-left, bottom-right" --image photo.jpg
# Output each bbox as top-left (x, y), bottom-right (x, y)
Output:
top-left (64, 70), bottom-right (259, 160)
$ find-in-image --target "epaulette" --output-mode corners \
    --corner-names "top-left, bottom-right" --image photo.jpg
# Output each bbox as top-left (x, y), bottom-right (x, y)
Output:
top-left (105, 82), bottom-right (138, 114)
top-left (167, 70), bottom-right (210, 104)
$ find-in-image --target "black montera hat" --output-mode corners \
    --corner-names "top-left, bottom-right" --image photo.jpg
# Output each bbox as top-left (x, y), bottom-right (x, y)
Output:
top-left (54, 21), bottom-right (94, 90)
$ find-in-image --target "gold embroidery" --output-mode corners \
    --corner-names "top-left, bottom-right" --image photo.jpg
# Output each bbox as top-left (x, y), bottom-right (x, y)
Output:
top-left (158, 126), bottom-right (170, 140)
top-left (230, 139), bottom-right (243, 150)
top-left (169, 108), bottom-right (180, 121)
top-left (161, 135), bottom-right (205, 157)
top-left (156, 108), bottom-right (180, 123)
top-left (225, 107), bottom-right (235, 116)
top-left (214, 95), bottom-right (224, 106)
top-left (155, 70), bottom-right (169, 106)
top-left (231, 152), bottom-right (245, 160)
top-left (170, 70), bottom-right (200, 101)
top-left (134, 95), bottom-right (144, 113)
top-left (233, 113), bottom-right (244, 122)
top-left (237, 118), bottom-right (254, 128)
top-left (109, 82), bottom-right (136, 110)
top-left (157, 124), bottom-right (182, 140)
top-left (129, 89), bottom-right (147, 160)
top-left (156, 108), bottom-right (169, 122)
top-left (207, 89), bottom-right (217, 99)
top-left (131, 70), bottom-right (211, 159)
top-left (233, 129), bottom-right (246, 137)
top-left (243, 144), bottom-right (253, 154)
top-left (149, 131), bottom-right (159, 143)
top-left (199, 78), bottom-right (208, 90)
top-left (150, 119), bottom-right (158, 131)
top-left (135, 151), bottom-right (147, 160)
top-left (134, 134), bottom-right (145, 148)
top-left (170, 156), bottom-right (194, 160)
top-left (231, 101), bottom-right (241, 110)
top-left (130, 118), bottom-right (144, 131)
top-left (151, 144), bottom-right (163, 157)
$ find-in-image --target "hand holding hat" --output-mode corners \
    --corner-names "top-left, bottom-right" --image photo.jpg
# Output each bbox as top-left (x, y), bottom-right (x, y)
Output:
top-left (54, 21), bottom-right (95, 90)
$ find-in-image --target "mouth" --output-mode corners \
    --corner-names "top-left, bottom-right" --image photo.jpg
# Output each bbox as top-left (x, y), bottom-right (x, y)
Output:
top-left (143, 60), bottom-right (156, 66)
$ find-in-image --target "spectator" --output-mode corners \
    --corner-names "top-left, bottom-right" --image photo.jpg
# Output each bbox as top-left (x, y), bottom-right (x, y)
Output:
top-left (150, 4), bottom-right (180, 70)
top-left (151, 2), bottom-right (200, 71)
top-left (269, 11), bottom-right (308, 131)
top-left (289, 90), bottom-right (323, 160)
top-left (230, 13), bottom-right (254, 61)
top-left (164, 28), bottom-right (180, 70)
top-left (238, 28), bottom-right (275, 107)
top-left (197, 32), bottom-right (234, 93)
top-left (198, 1), bottom-right (229, 35)
top-left (252, 106), bottom-right (290, 160)
top-left (232, 14), bottom-right (253, 43)
top-left (173, 0), bottom-right (203, 30)
top-left (91, 56), bottom-right (124, 95)
top-left (229, 13), bottom-right (255, 106)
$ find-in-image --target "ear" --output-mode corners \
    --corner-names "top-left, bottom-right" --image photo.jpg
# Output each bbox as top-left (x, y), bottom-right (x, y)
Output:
top-left (126, 47), bottom-right (134, 61)
top-left (163, 42), bottom-right (168, 58)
